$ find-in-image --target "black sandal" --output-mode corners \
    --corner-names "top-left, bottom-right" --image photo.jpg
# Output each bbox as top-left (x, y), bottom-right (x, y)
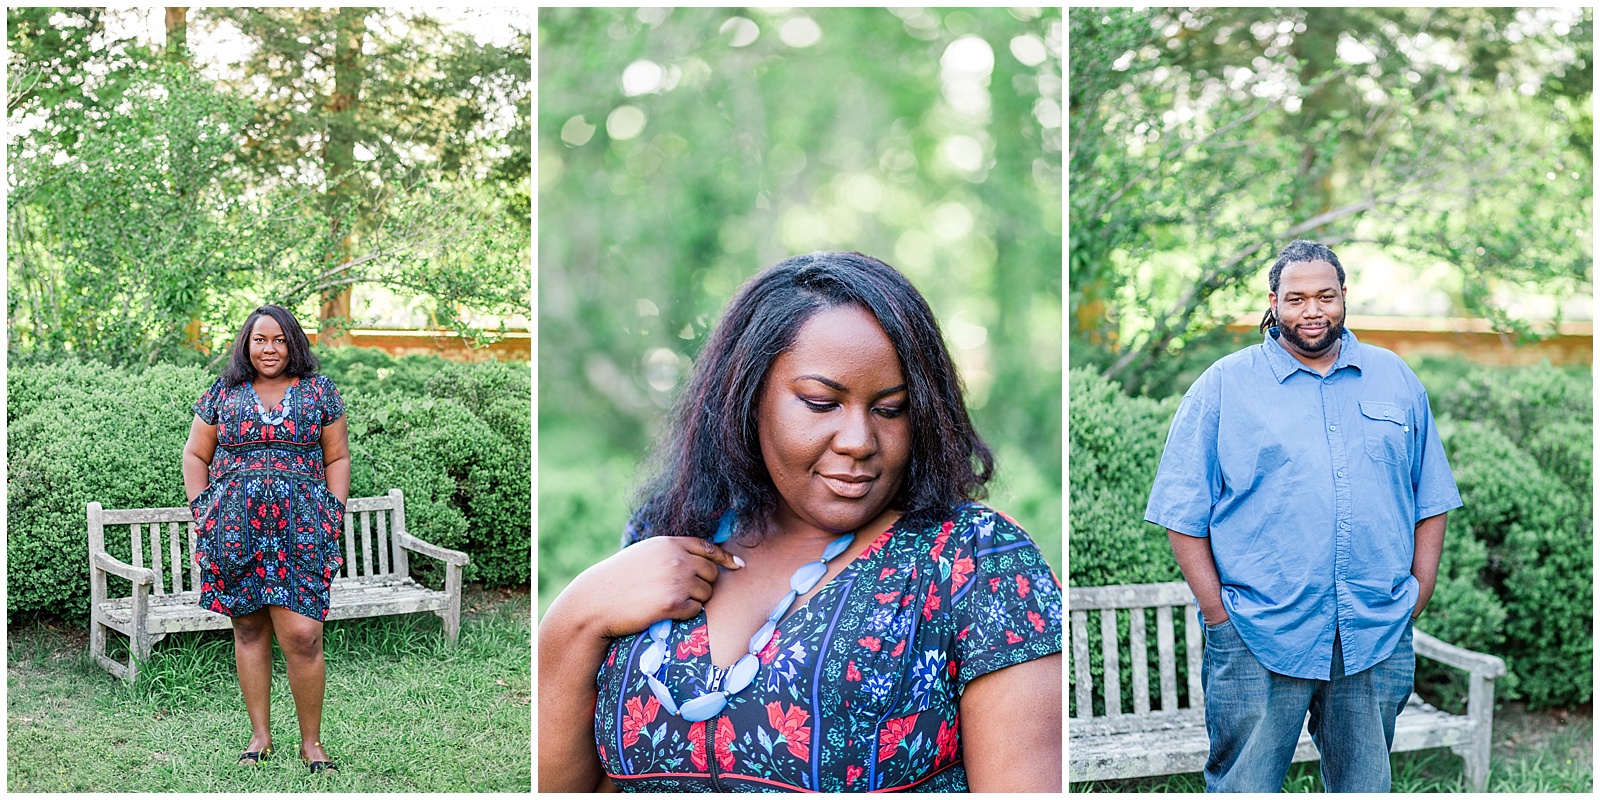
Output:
top-left (238, 742), bottom-right (274, 766)
top-left (300, 741), bottom-right (338, 774)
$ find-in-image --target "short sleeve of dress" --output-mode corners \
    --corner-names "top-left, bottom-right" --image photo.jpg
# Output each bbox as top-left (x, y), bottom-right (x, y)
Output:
top-left (315, 375), bottom-right (346, 424)
top-left (193, 377), bottom-right (226, 425)
top-left (949, 507), bottom-right (1063, 688)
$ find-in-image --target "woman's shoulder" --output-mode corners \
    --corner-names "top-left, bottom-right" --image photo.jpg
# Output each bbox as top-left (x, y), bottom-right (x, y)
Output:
top-left (900, 501), bottom-right (1032, 542)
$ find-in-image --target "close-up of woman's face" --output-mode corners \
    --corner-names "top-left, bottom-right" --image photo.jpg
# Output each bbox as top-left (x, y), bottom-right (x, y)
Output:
top-left (249, 314), bottom-right (289, 380)
top-left (756, 303), bottom-right (912, 535)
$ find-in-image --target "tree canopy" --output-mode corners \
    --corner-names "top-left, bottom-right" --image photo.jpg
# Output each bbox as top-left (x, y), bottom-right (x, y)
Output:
top-left (7, 7), bottom-right (531, 365)
top-left (1070, 8), bottom-right (1592, 396)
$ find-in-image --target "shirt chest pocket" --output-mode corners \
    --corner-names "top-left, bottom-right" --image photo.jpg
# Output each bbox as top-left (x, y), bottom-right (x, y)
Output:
top-left (1358, 400), bottom-right (1410, 465)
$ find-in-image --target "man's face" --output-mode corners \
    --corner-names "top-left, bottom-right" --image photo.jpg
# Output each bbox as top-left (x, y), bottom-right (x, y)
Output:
top-left (1270, 260), bottom-right (1346, 358)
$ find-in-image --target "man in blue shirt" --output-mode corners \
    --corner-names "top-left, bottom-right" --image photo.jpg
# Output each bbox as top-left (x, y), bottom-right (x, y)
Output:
top-left (1145, 240), bottom-right (1463, 792)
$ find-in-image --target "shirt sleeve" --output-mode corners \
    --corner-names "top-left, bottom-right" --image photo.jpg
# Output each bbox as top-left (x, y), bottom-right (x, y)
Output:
top-left (1144, 373), bottom-right (1222, 537)
top-left (950, 508), bottom-right (1063, 688)
top-left (317, 375), bottom-right (346, 424)
top-left (1411, 387), bottom-right (1463, 520)
top-left (192, 377), bottom-right (225, 425)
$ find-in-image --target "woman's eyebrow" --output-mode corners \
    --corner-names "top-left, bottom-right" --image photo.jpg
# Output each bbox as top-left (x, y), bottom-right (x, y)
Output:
top-left (792, 374), bottom-right (907, 399)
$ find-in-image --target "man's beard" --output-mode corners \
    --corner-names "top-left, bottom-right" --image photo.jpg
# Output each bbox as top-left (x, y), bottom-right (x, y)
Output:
top-left (1279, 318), bottom-right (1345, 355)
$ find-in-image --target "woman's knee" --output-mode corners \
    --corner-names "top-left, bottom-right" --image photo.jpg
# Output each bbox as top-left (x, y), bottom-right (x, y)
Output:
top-left (275, 625), bottom-right (324, 661)
top-left (232, 612), bottom-right (274, 645)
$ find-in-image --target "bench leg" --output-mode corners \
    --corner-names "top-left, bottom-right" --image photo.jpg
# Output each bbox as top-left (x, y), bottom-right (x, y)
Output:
top-left (440, 562), bottom-right (463, 645)
top-left (1453, 672), bottom-right (1496, 791)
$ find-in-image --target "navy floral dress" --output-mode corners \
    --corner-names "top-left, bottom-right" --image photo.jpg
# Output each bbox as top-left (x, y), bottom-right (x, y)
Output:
top-left (594, 503), bottom-right (1062, 792)
top-left (190, 374), bottom-right (347, 621)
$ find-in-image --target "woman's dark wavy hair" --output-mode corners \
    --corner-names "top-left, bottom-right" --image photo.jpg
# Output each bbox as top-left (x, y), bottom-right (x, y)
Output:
top-left (629, 251), bottom-right (995, 544)
top-left (220, 305), bottom-right (320, 386)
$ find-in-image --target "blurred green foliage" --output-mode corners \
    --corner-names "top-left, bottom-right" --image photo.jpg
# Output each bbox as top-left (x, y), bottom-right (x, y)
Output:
top-left (7, 352), bottom-right (530, 623)
top-left (1068, 359), bottom-right (1592, 711)
top-left (537, 8), bottom-right (1062, 611)
top-left (1070, 8), bottom-right (1592, 396)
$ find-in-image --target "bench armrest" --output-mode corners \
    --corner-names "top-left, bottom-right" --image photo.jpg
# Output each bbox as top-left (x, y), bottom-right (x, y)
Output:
top-left (395, 532), bottom-right (470, 567)
top-left (1414, 628), bottom-right (1506, 679)
top-left (93, 552), bottom-right (158, 586)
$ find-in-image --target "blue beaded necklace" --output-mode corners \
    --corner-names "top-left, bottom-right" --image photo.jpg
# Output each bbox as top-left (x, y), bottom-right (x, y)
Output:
top-left (638, 510), bottom-right (854, 723)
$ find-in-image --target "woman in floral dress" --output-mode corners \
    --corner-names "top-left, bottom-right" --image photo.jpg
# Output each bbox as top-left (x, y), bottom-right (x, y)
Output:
top-left (539, 253), bottom-right (1062, 791)
top-left (182, 305), bottom-right (347, 773)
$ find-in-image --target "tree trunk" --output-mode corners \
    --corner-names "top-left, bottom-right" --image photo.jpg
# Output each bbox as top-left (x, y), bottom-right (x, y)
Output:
top-left (165, 8), bottom-right (188, 63)
top-left (320, 7), bottom-right (366, 344)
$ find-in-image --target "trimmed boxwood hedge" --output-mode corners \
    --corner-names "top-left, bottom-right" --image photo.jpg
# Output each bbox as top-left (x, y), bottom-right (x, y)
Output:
top-left (7, 350), bottom-right (531, 623)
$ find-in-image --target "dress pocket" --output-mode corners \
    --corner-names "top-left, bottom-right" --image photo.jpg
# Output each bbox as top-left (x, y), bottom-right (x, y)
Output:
top-left (1358, 400), bottom-right (1409, 465)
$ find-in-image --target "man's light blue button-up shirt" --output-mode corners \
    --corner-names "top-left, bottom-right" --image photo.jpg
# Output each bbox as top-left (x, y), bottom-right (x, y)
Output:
top-left (1145, 328), bottom-right (1463, 680)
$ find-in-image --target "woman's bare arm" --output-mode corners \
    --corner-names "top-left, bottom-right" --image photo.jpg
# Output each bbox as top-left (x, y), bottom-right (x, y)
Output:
top-left (537, 537), bottom-right (742, 791)
top-left (960, 653), bottom-right (1063, 791)
top-left (319, 416), bottom-right (351, 503)
top-left (182, 415), bottom-right (218, 502)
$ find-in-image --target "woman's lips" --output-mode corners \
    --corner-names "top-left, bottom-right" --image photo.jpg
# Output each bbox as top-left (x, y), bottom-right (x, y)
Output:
top-left (819, 473), bottom-right (874, 498)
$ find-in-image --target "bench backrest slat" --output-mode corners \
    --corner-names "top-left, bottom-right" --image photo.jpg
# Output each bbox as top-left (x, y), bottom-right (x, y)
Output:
top-left (148, 523), bottom-right (164, 595)
top-left (1130, 608), bottom-right (1149, 714)
top-left (92, 492), bottom-right (408, 590)
top-left (1157, 604), bottom-right (1178, 712)
top-left (1186, 605), bottom-right (1204, 705)
top-left (1071, 608), bottom-right (1091, 719)
top-left (1099, 608), bottom-right (1121, 716)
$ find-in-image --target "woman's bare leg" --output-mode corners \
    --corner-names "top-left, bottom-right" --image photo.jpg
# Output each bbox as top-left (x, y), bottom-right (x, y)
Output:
top-left (268, 605), bottom-right (334, 766)
top-left (232, 608), bottom-right (276, 756)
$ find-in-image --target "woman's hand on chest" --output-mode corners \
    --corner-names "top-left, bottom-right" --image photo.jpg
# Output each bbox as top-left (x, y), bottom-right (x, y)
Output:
top-left (565, 536), bottom-right (743, 641)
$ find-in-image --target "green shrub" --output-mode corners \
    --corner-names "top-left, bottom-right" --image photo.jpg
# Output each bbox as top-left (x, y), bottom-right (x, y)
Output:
top-left (1067, 368), bottom-right (1181, 588)
top-left (1433, 364), bottom-right (1592, 709)
top-left (7, 355), bottom-right (531, 623)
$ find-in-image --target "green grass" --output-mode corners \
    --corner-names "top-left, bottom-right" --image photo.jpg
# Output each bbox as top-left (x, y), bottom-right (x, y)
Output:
top-left (1071, 702), bottom-right (1592, 792)
top-left (8, 585), bottom-right (531, 792)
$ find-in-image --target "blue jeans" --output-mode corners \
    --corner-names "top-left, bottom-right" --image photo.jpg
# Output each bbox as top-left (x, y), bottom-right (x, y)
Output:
top-left (1201, 618), bottom-right (1414, 793)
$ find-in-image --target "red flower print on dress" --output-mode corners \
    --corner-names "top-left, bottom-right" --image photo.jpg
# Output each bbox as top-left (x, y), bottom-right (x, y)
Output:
top-left (846, 660), bottom-right (862, 681)
top-left (1017, 574), bottom-right (1031, 598)
top-left (936, 715), bottom-right (960, 765)
top-left (1005, 630), bottom-right (1024, 644)
top-left (877, 713), bottom-right (920, 762)
top-left (989, 576), bottom-right (1002, 592)
top-left (676, 624), bottom-right (710, 659)
top-left (766, 701), bottom-right (811, 761)
top-left (689, 721), bottom-right (707, 771)
top-left (757, 629), bottom-right (782, 664)
top-left (860, 526), bottom-right (895, 558)
top-left (952, 554), bottom-right (975, 590)
top-left (846, 764), bottom-right (864, 787)
top-left (714, 716), bottom-right (735, 770)
top-left (921, 581), bottom-right (941, 620)
top-left (874, 590), bottom-right (899, 605)
top-left (621, 695), bottom-right (661, 748)
top-left (890, 640), bottom-right (906, 658)
top-left (879, 567), bottom-right (897, 579)
top-left (1028, 610), bottom-right (1046, 632)
top-left (859, 635), bottom-right (881, 651)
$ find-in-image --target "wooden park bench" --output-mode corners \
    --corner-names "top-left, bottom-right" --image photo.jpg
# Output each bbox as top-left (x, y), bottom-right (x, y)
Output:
top-left (88, 489), bottom-right (470, 682)
top-left (1069, 581), bottom-right (1506, 791)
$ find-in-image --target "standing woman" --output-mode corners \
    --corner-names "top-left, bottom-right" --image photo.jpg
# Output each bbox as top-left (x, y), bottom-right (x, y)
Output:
top-left (540, 252), bottom-right (1062, 792)
top-left (182, 304), bottom-right (349, 773)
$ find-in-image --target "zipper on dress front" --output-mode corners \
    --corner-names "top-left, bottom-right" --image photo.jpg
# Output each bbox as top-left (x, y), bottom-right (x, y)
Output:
top-left (706, 665), bottom-right (727, 792)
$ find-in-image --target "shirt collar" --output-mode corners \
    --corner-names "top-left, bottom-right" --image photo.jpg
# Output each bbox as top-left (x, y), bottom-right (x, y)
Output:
top-left (1263, 327), bottom-right (1362, 383)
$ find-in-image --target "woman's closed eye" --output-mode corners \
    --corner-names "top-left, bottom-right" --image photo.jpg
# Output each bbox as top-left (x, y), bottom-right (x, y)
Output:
top-left (800, 397), bottom-right (904, 418)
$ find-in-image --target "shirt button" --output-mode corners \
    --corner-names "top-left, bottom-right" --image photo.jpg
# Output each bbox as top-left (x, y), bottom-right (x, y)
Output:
top-left (1329, 424), bottom-right (1337, 431)
top-left (1337, 470), bottom-right (1346, 478)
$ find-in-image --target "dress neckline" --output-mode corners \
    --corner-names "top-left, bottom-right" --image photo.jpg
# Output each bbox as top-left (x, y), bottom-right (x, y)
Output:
top-left (693, 515), bottom-right (902, 670)
top-left (248, 377), bottom-right (300, 424)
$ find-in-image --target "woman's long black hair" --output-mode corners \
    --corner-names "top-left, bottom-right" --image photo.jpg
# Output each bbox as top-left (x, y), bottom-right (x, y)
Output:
top-left (629, 252), bottom-right (994, 544)
top-left (220, 305), bottom-right (320, 386)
